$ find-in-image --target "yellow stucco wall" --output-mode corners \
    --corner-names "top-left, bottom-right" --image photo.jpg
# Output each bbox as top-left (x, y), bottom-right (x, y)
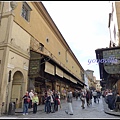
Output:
top-left (0, 49), bottom-right (3, 71)
top-left (11, 22), bottom-right (30, 52)
top-left (8, 51), bottom-right (29, 69)
top-left (0, 16), bottom-right (9, 42)
top-left (13, 1), bottom-right (83, 81)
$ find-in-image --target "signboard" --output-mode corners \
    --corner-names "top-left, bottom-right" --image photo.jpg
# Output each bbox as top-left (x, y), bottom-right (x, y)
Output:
top-left (103, 49), bottom-right (120, 74)
top-left (29, 60), bottom-right (40, 75)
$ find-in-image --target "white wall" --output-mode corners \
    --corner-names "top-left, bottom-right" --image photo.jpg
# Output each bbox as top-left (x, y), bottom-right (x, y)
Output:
top-left (109, 1), bottom-right (119, 46)
top-left (84, 73), bottom-right (89, 89)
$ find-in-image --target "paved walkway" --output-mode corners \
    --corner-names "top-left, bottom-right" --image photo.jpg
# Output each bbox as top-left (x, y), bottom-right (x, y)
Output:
top-left (15, 97), bottom-right (120, 116)
top-left (15, 99), bottom-right (66, 114)
top-left (102, 97), bottom-right (120, 116)
top-left (1, 97), bottom-right (119, 119)
top-left (2, 97), bottom-right (120, 117)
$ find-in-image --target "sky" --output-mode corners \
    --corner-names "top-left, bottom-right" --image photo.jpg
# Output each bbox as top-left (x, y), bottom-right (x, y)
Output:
top-left (42, 1), bottom-right (110, 80)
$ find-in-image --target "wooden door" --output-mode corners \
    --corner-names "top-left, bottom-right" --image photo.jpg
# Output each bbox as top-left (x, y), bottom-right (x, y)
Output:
top-left (11, 84), bottom-right (21, 108)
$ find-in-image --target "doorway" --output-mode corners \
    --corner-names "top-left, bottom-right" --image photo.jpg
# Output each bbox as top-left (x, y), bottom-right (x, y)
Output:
top-left (11, 71), bottom-right (24, 108)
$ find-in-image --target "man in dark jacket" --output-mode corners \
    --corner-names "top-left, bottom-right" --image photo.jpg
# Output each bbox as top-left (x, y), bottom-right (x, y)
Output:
top-left (106, 89), bottom-right (116, 111)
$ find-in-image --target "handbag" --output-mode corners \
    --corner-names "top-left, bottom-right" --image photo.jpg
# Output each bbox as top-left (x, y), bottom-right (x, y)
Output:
top-left (58, 99), bottom-right (60, 105)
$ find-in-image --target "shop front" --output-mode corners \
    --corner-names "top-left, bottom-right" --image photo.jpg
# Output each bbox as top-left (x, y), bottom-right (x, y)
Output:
top-left (28, 50), bottom-right (86, 102)
top-left (95, 46), bottom-right (120, 93)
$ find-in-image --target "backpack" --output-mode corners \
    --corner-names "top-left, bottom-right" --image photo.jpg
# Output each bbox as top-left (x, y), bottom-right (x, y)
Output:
top-left (67, 93), bottom-right (72, 103)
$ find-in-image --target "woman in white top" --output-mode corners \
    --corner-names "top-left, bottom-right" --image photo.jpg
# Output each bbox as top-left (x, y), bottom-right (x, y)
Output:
top-left (29, 89), bottom-right (34, 108)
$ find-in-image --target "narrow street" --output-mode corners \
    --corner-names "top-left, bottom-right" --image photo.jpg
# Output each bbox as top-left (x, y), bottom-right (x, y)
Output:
top-left (0, 97), bottom-right (119, 119)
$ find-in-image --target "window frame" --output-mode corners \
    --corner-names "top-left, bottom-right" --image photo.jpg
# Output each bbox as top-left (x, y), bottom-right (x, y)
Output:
top-left (21, 2), bottom-right (32, 22)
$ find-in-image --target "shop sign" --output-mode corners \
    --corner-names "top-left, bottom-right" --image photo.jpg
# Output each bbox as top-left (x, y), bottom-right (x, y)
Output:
top-left (29, 60), bottom-right (40, 75)
top-left (103, 49), bottom-right (120, 74)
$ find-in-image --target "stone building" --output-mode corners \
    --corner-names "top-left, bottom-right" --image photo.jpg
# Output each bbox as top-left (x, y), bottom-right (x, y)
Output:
top-left (96, 80), bottom-right (102, 91)
top-left (95, 2), bottom-right (120, 93)
top-left (0, 1), bottom-right (86, 114)
top-left (85, 69), bottom-right (96, 90)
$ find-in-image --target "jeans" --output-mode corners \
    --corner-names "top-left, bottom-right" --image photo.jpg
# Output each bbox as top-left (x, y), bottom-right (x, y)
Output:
top-left (44, 102), bottom-right (47, 112)
top-left (51, 103), bottom-right (55, 112)
top-left (46, 101), bottom-right (51, 113)
top-left (23, 103), bottom-right (29, 114)
top-left (54, 100), bottom-right (58, 111)
top-left (93, 96), bottom-right (97, 103)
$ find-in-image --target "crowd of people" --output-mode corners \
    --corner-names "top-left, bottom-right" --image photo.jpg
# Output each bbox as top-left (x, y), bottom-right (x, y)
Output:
top-left (20, 87), bottom-right (120, 116)
top-left (73, 89), bottom-right (101, 109)
top-left (21, 89), bottom-right (61, 115)
top-left (43, 89), bottom-right (61, 114)
top-left (102, 89), bottom-right (120, 112)
top-left (22, 90), bottom-right (39, 115)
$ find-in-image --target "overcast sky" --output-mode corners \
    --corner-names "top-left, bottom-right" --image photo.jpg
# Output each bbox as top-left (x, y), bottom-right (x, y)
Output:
top-left (42, 1), bottom-right (110, 80)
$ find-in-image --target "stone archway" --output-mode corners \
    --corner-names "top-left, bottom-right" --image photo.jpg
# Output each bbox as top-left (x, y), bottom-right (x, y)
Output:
top-left (11, 71), bottom-right (24, 108)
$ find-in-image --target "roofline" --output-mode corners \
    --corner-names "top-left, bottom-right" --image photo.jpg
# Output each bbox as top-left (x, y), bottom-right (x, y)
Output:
top-left (33, 2), bottom-right (84, 71)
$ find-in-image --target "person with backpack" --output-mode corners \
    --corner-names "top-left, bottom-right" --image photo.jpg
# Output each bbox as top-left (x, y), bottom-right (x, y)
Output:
top-left (65, 89), bottom-right (73, 115)
top-left (86, 89), bottom-right (91, 106)
top-left (80, 89), bottom-right (86, 109)
top-left (92, 90), bottom-right (97, 103)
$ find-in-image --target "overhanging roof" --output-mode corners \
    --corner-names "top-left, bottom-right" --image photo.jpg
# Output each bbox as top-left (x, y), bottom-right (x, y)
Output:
top-left (30, 50), bottom-right (86, 86)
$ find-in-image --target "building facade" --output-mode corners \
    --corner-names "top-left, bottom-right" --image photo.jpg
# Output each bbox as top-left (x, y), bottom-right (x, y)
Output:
top-left (95, 1), bottom-right (120, 93)
top-left (108, 1), bottom-right (119, 47)
top-left (96, 80), bottom-right (102, 91)
top-left (84, 71), bottom-right (89, 89)
top-left (0, 1), bottom-right (86, 114)
top-left (85, 70), bottom-right (96, 90)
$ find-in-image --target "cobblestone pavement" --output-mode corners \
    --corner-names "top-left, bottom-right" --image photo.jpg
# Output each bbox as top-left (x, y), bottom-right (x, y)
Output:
top-left (0, 97), bottom-right (120, 119)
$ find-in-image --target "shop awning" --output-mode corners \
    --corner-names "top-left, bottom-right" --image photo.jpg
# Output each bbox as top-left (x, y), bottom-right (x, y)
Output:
top-left (70, 77), bottom-right (77, 84)
top-left (56, 66), bottom-right (63, 78)
top-left (45, 62), bottom-right (55, 75)
top-left (77, 81), bottom-right (87, 87)
top-left (63, 72), bottom-right (70, 79)
top-left (31, 50), bottom-right (86, 87)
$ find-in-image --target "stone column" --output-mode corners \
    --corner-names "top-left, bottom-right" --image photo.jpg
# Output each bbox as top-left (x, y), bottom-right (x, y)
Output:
top-left (0, 9), bottom-right (15, 115)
